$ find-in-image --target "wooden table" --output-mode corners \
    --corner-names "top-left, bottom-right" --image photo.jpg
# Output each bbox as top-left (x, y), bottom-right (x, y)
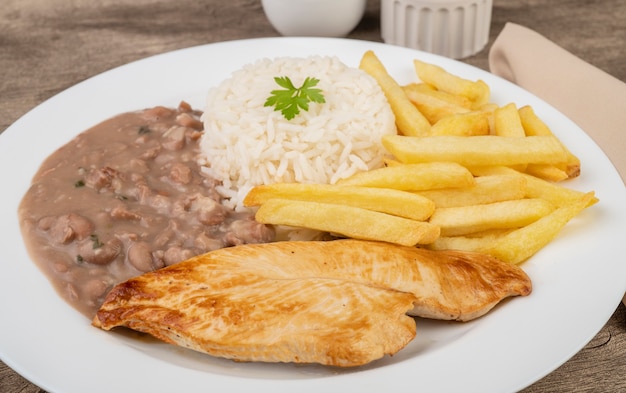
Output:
top-left (1, 0), bottom-right (625, 392)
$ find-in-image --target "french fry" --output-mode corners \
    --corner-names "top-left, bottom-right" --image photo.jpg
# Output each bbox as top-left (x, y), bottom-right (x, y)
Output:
top-left (382, 157), bottom-right (403, 167)
top-left (403, 83), bottom-right (470, 124)
top-left (494, 103), bottom-right (525, 137)
top-left (475, 103), bottom-right (498, 134)
top-left (428, 230), bottom-right (512, 253)
top-left (518, 105), bottom-right (552, 136)
top-left (254, 199), bottom-right (440, 246)
top-left (519, 105), bottom-right (581, 178)
top-left (338, 52), bottom-right (598, 261)
top-left (404, 82), bottom-right (473, 108)
top-left (493, 103), bottom-right (527, 171)
top-left (359, 51), bottom-right (431, 136)
top-left (413, 59), bottom-right (490, 107)
top-left (336, 161), bottom-right (475, 191)
top-left (383, 135), bottom-right (569, 167)
top-left (429, 111), bottom-right (490, 136)
top-left (416, 174), bottom-right (527, 207)
top-left (477, 192), bottom-right (596, 264)
top-left (428, 198), bottom-right (555, 237)
top-left (525, 177), bottom-right (598, 207)
top-left (468, 166), bottom-right (598, 207)
top-left (467, 165), bottom-right (523, 177)
top-left (524, 164), bottom-right (569, 182)
top-left (463, 228), bottom-right (517, 238)
top-left (244, 183), bottom-right (436, 221)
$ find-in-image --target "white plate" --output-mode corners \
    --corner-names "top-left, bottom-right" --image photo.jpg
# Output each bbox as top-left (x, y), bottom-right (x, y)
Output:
top-left (1, 37), bottom-right (625, 393)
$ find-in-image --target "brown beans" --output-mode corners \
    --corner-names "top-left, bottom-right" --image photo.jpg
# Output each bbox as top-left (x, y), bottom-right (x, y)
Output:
top-left (176, 112), bottom-right (204, 130)
top-left (85, 166), bottom-right (121, 191)
top-left (190, 195), bottom-right (228, 226)
top-left (163, 246), bottom-right (197, 266)
top-left (83, 278), bottom-right (110, 301)
top-left (162, 126), bottom-right (187, 151)
top-left (76, 237), bottom-right (122, 265)
top-left (19, 104), bottom-right (276, 317)
top-left (223, 219), bottom-right (275, 246)
top-left (38, 213), bottom-right (94, 244)
top-left (128, 242), bottom-right (162, 272)
top-left (169, 163), bottom-right (192, 184)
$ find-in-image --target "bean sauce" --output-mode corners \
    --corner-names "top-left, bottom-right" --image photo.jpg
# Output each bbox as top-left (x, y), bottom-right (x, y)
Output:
top-left (18, 102), bottom-right (275, 317)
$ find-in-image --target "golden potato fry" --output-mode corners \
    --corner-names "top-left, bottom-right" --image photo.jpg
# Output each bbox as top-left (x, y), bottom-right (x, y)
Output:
top-left (428, 198), bottom-right (555, 237)
top-left (429, 111), bottom-right (490, 136)
top-left (477, 192), bottom-right (596, 264)
top-left (403, 83), bottom-right (470, 124)
top-left (474, 103), bottom-right (498, 134)
top-left (413, 59), bottom-right (490, 107)
top-left (463, 228), bottom-right (518, 238)
top-left (492, 103), bottom-right (527, 172)
top-left (382, 157), bottom-right (403, 167)
top-left (524, 164), bottom-right (569, 182)
top-left (494, 103), bottom-right (525, 137)
top-left (359, 51), bottom-right (431, 136)
top-left (476, 102), bottom-right (499, 113)
top-left (383, 135), bottom-right (569, 167)
top-left (254, 198), bottom-right (440, 246)
top-left (411, 82), bottom-right (436, 92)
top-left (243, 183), bottom-right (436, 221)
top-left (518, 105), bottom-right (552, 136)
top-left (518, 105), bottom-right (581, 178)
top-left (467, 165), bottom-right (522, 176)
top-left (416, 174), bottom-right (527, 207)
top-left (428, 229), bottom-right (513, 253)
top-left (406, 82), bottom-right (473, 108)
top-left (524, 175), bottom-right (598, 207)
top-left (468, 166), bottom-right (598, 207)
top-left (337, 161), bottom-right (474, 191)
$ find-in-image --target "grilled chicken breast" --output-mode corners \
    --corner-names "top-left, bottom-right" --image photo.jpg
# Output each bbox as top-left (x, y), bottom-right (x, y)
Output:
top-left (93, 239), bottom-right (531, 366)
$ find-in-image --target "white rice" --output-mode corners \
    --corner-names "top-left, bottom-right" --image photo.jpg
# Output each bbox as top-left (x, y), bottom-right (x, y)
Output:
top-left (199, 55), bottom-right (396, 210)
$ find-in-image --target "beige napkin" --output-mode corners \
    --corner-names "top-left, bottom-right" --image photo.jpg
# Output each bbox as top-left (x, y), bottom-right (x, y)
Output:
top-left (488, 23), bottom-right (626, 306)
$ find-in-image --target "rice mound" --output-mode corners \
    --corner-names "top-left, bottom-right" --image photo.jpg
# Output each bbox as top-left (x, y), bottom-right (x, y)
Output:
top-left (199, 55), bottom-right (397, 210)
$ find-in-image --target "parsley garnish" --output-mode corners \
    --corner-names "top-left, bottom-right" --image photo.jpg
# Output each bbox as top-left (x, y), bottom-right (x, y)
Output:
top-left (90, 234), bottom-right (104, 249)
top-left (264, 76), bottom-right (325, 120)
top-left (138, 125), bottom-right (151, 135)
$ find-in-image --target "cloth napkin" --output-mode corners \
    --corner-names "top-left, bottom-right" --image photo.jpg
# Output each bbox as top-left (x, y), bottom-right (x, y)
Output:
top-left (488, 23), bottom-right (626, 306)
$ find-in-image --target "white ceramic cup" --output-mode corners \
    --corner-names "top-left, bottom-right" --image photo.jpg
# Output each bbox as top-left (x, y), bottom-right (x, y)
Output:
top-left (380, 0), bottom-right (493, 59)
top-left (261, 0), bottom-right (367, 37)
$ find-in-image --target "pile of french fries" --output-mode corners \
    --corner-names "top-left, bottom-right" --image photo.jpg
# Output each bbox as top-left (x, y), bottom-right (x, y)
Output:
top-left (243, 50), bottom-right (597, 265)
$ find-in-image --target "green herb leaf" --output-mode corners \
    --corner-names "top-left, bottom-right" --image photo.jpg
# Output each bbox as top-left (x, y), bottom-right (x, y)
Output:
top-left (264, 76), bottom-right (325, 120)
top-left (90, 234), bottom-right (104, 249)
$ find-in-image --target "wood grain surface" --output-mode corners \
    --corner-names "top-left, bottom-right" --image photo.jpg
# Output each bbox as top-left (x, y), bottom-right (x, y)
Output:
top-left (1, 1), bottom-right (625, 392)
